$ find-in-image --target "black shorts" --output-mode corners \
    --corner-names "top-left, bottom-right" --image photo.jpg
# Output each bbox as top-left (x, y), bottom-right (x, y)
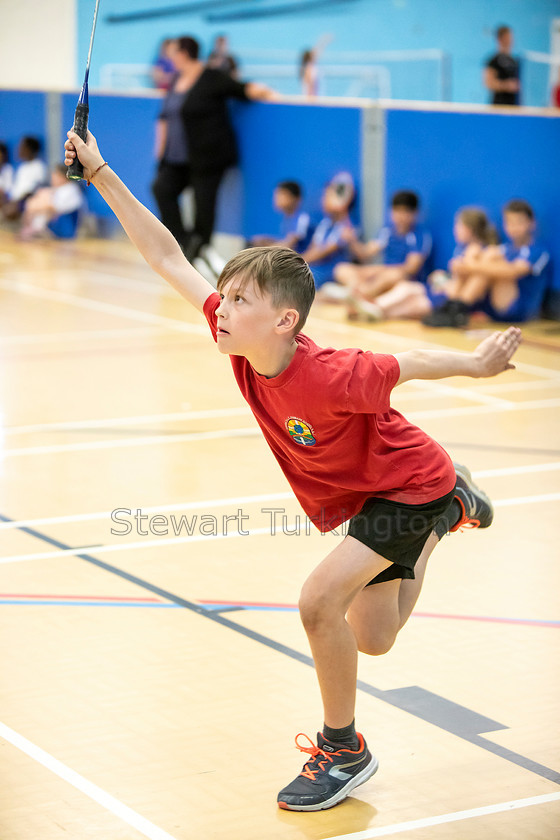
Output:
top-left (347, 488), bottom-right (456, 585)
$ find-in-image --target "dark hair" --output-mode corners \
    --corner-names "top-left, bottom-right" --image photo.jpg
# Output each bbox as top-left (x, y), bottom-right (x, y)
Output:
top-left (503, 199), bottom-right (534, 220)
top-left (456, 207), bottom-right (499, 245)
top-left (495, 25), bottom-right (511, 40)
top-left (299, 49), bottom-right (313, 78)
top-left (54, 163), bottom-right (68, 176)
top-left (0, 142), bottom-right (9, 163)
top-left (391, 190), bottom-right (419, 211)
top-left (217, 246), bottom-right (315, 334)
top-left (277, 180), bottom-right (302, 199)
top-left (176, 36), bottom-right (200, 60)
top-left (21, 136), bottom-right (41, 156)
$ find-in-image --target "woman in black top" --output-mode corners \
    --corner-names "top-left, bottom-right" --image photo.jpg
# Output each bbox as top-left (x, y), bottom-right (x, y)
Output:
top-left (152, 36), bottom-right (274, 262)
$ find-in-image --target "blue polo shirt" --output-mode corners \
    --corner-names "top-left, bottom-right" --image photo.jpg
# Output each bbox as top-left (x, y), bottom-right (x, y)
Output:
top-left (280, 210), bottom-right (313, 253)
top-left (376, 223), bottom-right (432, 281)
top-left (308, 217), bottom-right (353, 288)
top-left (484, 240), bottom-right (550, 322)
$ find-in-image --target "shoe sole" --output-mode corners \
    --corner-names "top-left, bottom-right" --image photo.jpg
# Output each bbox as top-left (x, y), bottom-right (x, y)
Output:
top-left (453, 462), bottom-right (494, 528)
top-left (278, 754), bottom-right (379, 811)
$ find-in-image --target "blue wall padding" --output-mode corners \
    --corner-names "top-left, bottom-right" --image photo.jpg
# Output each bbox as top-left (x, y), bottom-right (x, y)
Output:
top-left (0, 91), bottom-right (46, 160)
top-left (385, 108), bottom-right (559, 290)
top-left (61, 92), bottom-right (162, 220)
top-left (231, 101), bottom-right (362, 236)
top-left (1, 89), bottom-right (558, 292)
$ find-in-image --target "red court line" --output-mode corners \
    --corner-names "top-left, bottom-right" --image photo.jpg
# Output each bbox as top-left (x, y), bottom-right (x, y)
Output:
top-left (0, 593), bottom-right (162, 602)
top-left (197, 599), bottom-right (559, 627)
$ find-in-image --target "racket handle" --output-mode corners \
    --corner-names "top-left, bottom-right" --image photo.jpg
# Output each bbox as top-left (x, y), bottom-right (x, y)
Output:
top-left (67, 102), bottom-right (89, 180)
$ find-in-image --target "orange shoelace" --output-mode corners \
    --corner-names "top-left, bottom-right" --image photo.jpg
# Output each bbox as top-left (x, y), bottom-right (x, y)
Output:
top-left (294, 733), bottom-right (335, 781)
top-left (451, 497), bottom-right (480, 532)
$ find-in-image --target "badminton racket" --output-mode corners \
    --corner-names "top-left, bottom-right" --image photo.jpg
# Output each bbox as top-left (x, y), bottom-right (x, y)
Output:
top-left (67, 0), bottom-right (101, 180)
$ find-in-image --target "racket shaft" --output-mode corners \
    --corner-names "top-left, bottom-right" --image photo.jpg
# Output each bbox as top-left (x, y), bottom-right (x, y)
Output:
top-left (67, 102), bottom-right (89, 180)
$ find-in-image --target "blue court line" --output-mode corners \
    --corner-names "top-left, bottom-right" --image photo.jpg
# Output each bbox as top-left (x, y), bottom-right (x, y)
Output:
top-left (201, 603), bottom-right (560, 626)
top-left (202, 603), bottom-right (296, 612)
top-left (6, 595), bottom-right (557, 626)
top-left (1, 510), bottom-right (558, 786)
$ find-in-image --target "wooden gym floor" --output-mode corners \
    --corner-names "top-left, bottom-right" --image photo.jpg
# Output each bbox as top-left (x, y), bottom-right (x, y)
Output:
top-left (0, 230), bottom-right (559, 840)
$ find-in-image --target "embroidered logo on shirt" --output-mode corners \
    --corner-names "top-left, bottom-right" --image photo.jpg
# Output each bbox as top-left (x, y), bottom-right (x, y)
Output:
top-left (285, 417), bottom-right (316, 446)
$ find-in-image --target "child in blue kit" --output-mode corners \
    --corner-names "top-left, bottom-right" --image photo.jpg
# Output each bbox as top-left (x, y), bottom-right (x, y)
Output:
top-left (250, 180), bottom-right (313, 254)
top-left (424, 200), bottom-right (550, 328)
top-left (483, 200), bottom-right (550, 322)
top-left (335, 191), bottom-right (432, 302)
top-left (345, 206), bottom-right (495, 324)
top-left (300, 173), bottom-right (356, 299)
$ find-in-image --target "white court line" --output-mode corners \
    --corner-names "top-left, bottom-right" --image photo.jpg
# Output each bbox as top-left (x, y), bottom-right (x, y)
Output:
top-left (406, 378), bottom-right (513, 407)
top-left (408, 396), bottom-right (560, 421)
top-left (85, 269), bottom-right (180, 298)
top-left (5, 275), bottom-right (560, 380)
top-left (473, 462), bottom-right (560, 479)
top-left (1, 492), bottom-right (559, 565)
top-left (0, 721), bottom-right (178, 840)
top-left (4, 397), bottom-right (560, 458)
top-left (0, 524), bottom-right (287, 564)
top-left (14, 266), bottom-right (180, 300)
top-left (0, 326), bottom-right (161, 346)
top-left (0, 278), bottom-right (208, 336)
top-left (493, 492), bottom-right (560, 507)
top-left (0, 491), bottom-right (293, 531)
top-left (311, 314), bottom-right (560, 378)
top-left (471, 377), bottom-right (560, 394)
top-left (1, 426), bottom-right (258, 458)
top-left (3, 406), bottom-right (252, 437)
top-left (0, 463), bottom-right (557, 532)
top-left (329, 792), bottom-right (560, 840)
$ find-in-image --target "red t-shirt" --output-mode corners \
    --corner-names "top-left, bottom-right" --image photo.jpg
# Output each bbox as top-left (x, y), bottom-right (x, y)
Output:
top-left (204, 293), bottom-right (455, 531)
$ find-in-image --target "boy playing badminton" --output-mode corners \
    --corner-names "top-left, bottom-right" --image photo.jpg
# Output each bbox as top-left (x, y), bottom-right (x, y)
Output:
top-left (65, 131), bottom-right (522, 812)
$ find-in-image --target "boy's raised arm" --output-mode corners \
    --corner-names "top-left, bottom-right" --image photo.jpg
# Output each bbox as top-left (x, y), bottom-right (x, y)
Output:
top-left (64, 130), bottom-right (215, 313)
top-left (395, 326), bottom-right (522, 385)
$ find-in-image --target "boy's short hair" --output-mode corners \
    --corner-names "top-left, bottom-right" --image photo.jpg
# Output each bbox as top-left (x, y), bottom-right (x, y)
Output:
top-left (277, 180), bottom-right (302, 199)
top-left (503, 199), bottom-right (534, 220)
top-left (21, 136), bottom-right (41, 156)
top-left (217, 246), bottom-right (315, 334)
top-left (177, 36), bottom-right (200, 60)
top-left (495, 25), bottom-right (511, 40)
top-left (391, 190), bottom-right (419, 211)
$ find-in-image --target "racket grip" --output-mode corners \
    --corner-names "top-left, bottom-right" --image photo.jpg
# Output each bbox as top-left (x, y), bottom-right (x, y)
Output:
top-left (67, 103), bottom-right (89, 180)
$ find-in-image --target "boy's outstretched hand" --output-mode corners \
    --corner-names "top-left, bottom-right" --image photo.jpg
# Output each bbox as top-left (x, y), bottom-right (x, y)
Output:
top-left (472, 326), bottom-right (522, 377)
top-left (64, 130), bottom-right (105, 182)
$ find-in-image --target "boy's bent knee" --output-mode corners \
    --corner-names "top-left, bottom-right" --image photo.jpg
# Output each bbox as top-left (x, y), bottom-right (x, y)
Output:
top-left (356, 632), bottom-right (396, 656)
top-left (333, 263), bottom-right (354, 284)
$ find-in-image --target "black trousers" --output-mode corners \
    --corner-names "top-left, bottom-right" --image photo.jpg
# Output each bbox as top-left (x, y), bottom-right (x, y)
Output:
top-left (151, 161), bottom-right (227, 260)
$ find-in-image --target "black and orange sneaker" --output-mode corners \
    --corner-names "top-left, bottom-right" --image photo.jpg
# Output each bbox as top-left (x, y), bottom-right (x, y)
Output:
top-left (450, 462), bottom-right (494, 531)
top-left (434, 462), bottom-right (494, 540)
top-left (277, 732), bottom-right (378, 811)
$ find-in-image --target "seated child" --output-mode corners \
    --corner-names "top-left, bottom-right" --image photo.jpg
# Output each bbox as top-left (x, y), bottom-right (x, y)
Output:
top-left (335, 190), bottom-right (432, 301)
top-left (424, 200), bottom-right (549, 328)
top-left (1, 136), bottom-right (48, 221)
top-left (0, 142), bottom-right (14, 205)
top-left (250, 180), bottom-right (313, 253)
top-left (301, 172), bottom-right (356, 299)
top-left (19, 164), bottom-right (83, 240)
top-left (422, 207), bottom-right (499, 327)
